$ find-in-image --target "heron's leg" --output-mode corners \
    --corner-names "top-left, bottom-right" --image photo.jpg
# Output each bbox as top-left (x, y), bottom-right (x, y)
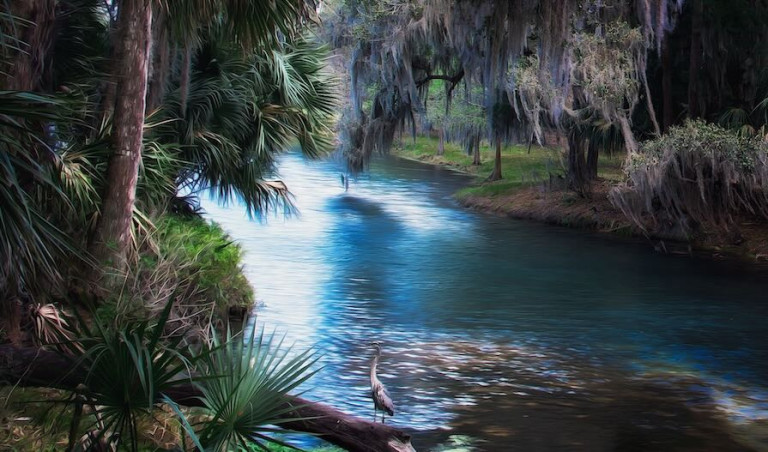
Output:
top-left (373, 406), bottom-right (377, 422)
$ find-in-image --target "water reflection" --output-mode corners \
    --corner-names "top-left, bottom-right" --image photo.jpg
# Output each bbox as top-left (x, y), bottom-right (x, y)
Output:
top-left (202, 152), bottom-right (768, 451)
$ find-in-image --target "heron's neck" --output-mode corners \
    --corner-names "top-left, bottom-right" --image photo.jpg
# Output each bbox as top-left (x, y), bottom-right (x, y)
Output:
top-left (370, 349), bottom-right (380, 382)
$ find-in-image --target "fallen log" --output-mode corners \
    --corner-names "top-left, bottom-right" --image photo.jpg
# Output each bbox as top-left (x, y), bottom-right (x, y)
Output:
top-left (0, 344), bottom-right (415, 452)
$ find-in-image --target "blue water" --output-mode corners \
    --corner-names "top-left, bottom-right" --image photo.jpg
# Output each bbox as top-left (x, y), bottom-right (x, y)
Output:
top-left (202, 152), bottom-right (768, 451)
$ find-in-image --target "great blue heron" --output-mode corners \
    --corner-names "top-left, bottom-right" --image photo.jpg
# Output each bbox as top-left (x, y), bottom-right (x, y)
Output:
top-left (340, 173), bottom-right (349, 191)
top-left (369, 341), bottom-right (395, 423)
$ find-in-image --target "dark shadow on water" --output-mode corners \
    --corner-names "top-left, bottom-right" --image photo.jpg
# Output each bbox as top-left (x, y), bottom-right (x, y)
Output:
top-left (327, 194), bottom-right (392, 218)
top-left (410, 354), bottom-right (763, 451)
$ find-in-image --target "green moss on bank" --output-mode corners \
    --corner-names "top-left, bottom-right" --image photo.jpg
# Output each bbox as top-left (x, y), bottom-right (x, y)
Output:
top-left (92, 214), bottom-right (254, 330)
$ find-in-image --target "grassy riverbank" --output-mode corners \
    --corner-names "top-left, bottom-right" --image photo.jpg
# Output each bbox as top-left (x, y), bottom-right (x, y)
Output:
top-left (394, 135), bottom-right (629, 228)
top-left (393, 136), bottom-right (768, 262)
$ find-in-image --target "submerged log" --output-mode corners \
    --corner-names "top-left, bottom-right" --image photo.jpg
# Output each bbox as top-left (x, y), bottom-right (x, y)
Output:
top-left (0, 344), bottom-right (415, 452)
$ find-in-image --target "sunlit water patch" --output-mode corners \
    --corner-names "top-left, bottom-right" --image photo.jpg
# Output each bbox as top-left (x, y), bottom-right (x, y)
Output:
top-left (203, 152), bottom-right (768, 450)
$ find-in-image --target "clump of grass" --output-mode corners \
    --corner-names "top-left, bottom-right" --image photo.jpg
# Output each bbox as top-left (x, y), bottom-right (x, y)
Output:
top-left (155, 215), bottom-right (254, 313)
top-left (611, 120), bottom-right (768, 235)
top-left (94, 214), bottom-right (254, 342)
top-left (0, 388), bottom-right (72, 450)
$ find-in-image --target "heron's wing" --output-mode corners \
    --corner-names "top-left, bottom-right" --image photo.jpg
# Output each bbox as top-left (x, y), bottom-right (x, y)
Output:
top-left (374, 385), bottom-right (395, 416)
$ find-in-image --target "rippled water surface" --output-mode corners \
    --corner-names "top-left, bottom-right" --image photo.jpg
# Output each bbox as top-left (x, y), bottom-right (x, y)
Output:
top-left (202, 152), bottom-right (768, 451)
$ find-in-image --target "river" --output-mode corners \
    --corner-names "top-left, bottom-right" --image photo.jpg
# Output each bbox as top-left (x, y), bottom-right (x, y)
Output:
top-left (201, 152), bottom-right (768, 451)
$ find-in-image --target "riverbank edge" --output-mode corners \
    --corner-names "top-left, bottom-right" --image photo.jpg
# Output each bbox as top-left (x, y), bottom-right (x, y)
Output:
top-left (394, 152), bottom-right (768, 264)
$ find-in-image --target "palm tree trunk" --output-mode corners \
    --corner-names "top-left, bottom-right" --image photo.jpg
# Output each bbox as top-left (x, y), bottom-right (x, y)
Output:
top-left (0, 299), bottom-right (23, 346)
top-left (147, 10), bottom-right (170, 112)
top-left (179, 41), bottom-right (192, 117)
top-left (89, 0), bottom-right (153, 272)
top-left (3, 0), bottom-right (56, 92)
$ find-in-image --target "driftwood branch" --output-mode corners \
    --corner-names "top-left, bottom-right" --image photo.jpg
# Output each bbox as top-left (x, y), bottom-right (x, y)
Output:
top-left (0, 344), bottom-right (415, 452)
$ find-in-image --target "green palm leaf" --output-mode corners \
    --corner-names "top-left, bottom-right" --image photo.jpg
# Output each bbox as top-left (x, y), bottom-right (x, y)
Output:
top-left (151, 34), bottom-right (337, 217)
top-left (0, 91), bottom-right (82, 296)
top-left (56, 296), bottom-right (198, 451)
top-left (190, 328), bottom-right (320, 451)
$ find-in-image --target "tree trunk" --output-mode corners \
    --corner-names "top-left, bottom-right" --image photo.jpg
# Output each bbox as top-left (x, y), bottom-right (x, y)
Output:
top-left (0, 300), bottom-right (23, 346)
top-left (487, 137), bottom-right (503, 181)
top-left (567, 86), bottom-right (589, 194)
top-left (0, 344), bottom-right (415, 452)
top-left (437, 127), bottom-right (445, 156)
top-left (2, 0), bottom-right (56, 92)
top-left (687, 0), bottom-right (703, 119)
top-left (661, 36), bottom-right (673, 132)
top-left (98, 25), bottom-right (120, 124)
top-left (617, 112), bottom-right (638, 154)
top-left (179, 41), bottom-right (192, 117)
top-left (641, 70), bottom-right (661, 136)
top-left (567, 131), bottom-right (588, 194)
top-left (472, 134), bottom-right (481, 165)
top-left (586, 138), bottom-right (599, 180)
top-left (88, 0), bottom-right (153, 272)
top-left (147, 11), bottom-right (170, 112)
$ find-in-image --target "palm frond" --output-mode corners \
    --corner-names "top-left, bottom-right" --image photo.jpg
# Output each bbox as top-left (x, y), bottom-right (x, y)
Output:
top-left (189, 328), bottom-right (320, 451)
top-left (151, 34), bottom-right (337, 217)
top-left (55, 296), bottom-right (198, 451)
top-left (0, 91), bottom-right (83, 296)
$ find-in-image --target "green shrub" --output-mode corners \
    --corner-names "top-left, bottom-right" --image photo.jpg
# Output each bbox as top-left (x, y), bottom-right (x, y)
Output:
top-left (610, 120), bottom-right (768, 235)
top-left (155, 215), bottom-right (254, 313)
top-left (94, 214), bottom-right (253, 335)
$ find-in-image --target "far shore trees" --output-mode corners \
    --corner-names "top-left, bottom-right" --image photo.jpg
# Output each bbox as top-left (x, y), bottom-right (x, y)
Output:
top-left (326, 0), bottom-right (768, 195)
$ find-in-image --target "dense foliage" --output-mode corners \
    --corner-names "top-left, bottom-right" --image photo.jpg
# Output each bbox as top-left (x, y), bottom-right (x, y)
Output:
top-left (156, 216), bottom-right (253, 314)
top-left (0, 1), bottom-right (336, 324)
top-left (1, 1), bottom-right (336, 450)
top-left (610, 121), bottom-right (768, 236)
top-left (325, 0), bottom-right (768, 192)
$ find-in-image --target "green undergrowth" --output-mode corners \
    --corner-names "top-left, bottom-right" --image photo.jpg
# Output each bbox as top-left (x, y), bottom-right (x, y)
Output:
top-left (95, 214), bottom-right (254, 327)
top-left (393, 135), bottom-right (624, 199)
top-left (1, 389), bottom-right (343, 451)
top-left (154, 215), bottom-right (254, 311)
top-left (262, 445), bottom-right (343, 452)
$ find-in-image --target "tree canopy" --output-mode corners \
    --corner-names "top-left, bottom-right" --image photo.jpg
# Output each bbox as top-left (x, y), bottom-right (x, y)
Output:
top-left (0, 0), bottom-right (337, 332)
top-left (325, 0), bottom-right (768, 187)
